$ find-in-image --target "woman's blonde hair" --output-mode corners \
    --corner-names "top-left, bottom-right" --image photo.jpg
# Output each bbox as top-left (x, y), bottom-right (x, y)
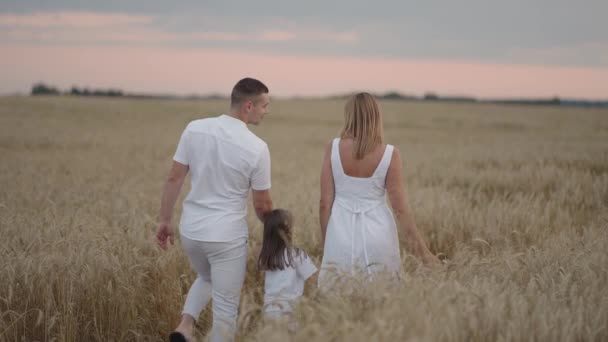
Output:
top-left (340, 92), bottom-right (384, 159)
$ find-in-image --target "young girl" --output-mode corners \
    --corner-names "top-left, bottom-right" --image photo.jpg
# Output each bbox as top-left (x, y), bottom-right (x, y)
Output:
top-left (258, 209), bottom-right (317, 330)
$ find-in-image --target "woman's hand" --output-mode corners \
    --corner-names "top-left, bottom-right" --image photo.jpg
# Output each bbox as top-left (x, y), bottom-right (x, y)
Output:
top-left (422, 252), bottom-right (441, 266)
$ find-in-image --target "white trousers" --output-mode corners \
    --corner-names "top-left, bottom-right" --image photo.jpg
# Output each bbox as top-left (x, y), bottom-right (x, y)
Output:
top-left (180, 235), bottom-right (248, 342)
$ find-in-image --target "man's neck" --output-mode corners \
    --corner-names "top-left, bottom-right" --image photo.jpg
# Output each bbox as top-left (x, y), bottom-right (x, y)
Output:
top-left (228, 111), bottom-right (248, 124)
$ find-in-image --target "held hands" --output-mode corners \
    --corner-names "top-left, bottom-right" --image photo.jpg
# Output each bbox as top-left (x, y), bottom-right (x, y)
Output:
top-left (155, 221), bottom-right (175, 250)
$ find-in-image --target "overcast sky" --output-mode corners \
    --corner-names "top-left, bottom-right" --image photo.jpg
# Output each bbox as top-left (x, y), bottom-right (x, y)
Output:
top-left (1, 1), bottom-right (607, 98)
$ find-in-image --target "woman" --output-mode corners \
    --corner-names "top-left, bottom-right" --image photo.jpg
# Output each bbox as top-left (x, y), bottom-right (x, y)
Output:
top-left (318, 92), bottom-right (438, 288)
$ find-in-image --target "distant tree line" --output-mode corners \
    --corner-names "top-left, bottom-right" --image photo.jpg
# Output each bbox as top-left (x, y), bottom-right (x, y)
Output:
top-left (31, 83), bottom-right (61, 95)
top-left (31, 83), bottom-right (123, 97)
top-left (69, 86), bottom-right (123, 97)
top-left (29, 82), bottom-right (221, 100)
top-left (380, 92), bottom-right (567, 106)
top-left (30, 82), bottom-right (606, 107)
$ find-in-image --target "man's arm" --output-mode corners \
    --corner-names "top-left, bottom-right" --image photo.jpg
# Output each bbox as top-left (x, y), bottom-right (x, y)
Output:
top-left (156, 161), bottom-right (189, 249)
top-left (252, 189), bottom-right (273, 222)
top-left (251, 144), bottom-right (272, 222)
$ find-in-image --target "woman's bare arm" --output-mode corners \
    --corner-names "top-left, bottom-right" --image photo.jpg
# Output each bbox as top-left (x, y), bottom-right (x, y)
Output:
top-left (385, 147), bottom-right (439, 265)
top-left (319, 140), bottom-right (335, 246)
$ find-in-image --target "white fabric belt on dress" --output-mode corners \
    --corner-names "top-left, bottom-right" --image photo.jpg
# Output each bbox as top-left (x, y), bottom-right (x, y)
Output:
top-left (334, 196), bottom-right (384, 276)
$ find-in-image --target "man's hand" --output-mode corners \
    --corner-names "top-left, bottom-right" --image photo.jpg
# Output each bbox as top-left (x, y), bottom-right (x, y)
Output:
top-left (252, 189), bottom-right (273, 222)
top-left (156, 222), bottom-right (175, 250)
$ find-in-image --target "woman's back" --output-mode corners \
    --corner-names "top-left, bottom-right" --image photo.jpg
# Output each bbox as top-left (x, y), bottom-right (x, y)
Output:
top-left (338, 138), bottom-right (387, 178)
top-left (331, 138), bottom-right (394, 205)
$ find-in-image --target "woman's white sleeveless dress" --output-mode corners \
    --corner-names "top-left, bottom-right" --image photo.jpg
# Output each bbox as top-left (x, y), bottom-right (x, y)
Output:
top-left (318, 138), bottom-right (402, 288)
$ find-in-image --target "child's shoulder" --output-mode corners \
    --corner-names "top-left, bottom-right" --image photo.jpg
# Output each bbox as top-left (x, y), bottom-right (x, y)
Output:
top-left (290, 247), bottom-right (318, 279)
top-left (290, 247), bottom-right (316, 266)
top-left (291, 246), bottom-right (311, 258)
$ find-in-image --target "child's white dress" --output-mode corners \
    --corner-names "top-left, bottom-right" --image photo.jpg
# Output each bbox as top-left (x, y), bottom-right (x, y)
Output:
top-left (318, 138), bottom-right (402, 289)
top-left (264, 250), bottom-right (317, 318)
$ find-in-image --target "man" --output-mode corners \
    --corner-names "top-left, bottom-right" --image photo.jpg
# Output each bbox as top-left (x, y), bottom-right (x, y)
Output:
top-left (155, 77), bottom-right (273, 342)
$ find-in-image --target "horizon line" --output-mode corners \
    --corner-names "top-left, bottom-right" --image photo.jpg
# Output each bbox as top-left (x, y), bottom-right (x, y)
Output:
top-left (4, 90), bottom-right (607, 104)
top-left (5, 84), bottom-right (607, 103)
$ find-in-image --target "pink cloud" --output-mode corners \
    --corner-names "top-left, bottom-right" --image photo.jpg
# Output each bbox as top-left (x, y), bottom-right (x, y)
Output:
top-left (332, 32), bottom-right (359, 44)
top-left (1, 44), bottom-right (607, 99)
top-left (0, 11), bottom-right (206, 45)
top-left (2, 27), bottom-right (247, 44)
top-left (0, 11), bottom-right (359, 45)
top-left (508, 42), bottom-right (608, 66)
top-left (256, 31), bottom-right (297, 42)
top-left (0, 11), bottom-right (152, 28)
top-left (253, 30), bottom-right (359, 44)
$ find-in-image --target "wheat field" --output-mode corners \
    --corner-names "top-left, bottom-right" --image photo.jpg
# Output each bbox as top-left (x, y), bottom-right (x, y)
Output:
top-left (0, 95), bottom-right (607, 341)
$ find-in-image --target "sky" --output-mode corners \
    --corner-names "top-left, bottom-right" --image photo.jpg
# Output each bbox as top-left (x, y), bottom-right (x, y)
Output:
top-left (1, 1), bottom-right (607, 99)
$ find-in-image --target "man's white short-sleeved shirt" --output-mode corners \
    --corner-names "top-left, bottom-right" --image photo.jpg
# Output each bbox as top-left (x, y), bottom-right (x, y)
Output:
top-left (173, 114), bottom-right (271, 242)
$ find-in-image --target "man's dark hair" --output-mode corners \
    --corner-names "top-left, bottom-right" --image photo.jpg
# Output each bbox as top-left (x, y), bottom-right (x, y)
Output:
top-left (230, 77), bottom-right (269, 107)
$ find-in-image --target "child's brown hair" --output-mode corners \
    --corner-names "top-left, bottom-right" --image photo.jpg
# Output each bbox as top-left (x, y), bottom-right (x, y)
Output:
top-left (258, 209), bottom-right (302, 271)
